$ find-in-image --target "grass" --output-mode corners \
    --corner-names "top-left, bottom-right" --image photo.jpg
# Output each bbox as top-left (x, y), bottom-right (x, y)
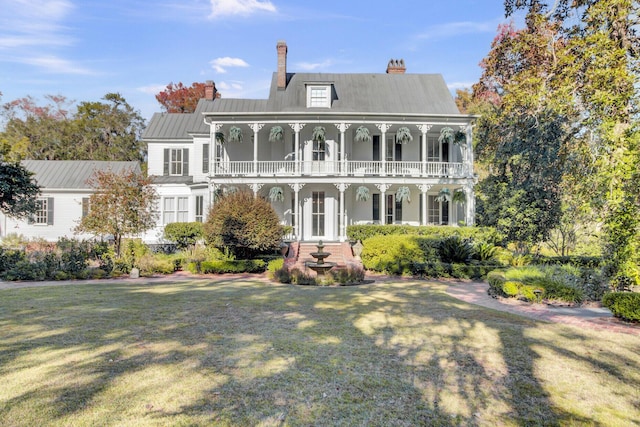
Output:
top-left (1, 277), bottom-right (639, 426)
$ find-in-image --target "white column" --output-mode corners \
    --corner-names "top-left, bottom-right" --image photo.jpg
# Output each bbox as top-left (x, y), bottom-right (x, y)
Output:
top-left (464, 183), bottom-right (475, 226)
top-left (462, 124), bottom-right (474, 177)
top-left (334, 183), bottom-right (350, 241)
top-left (210, 123), bottom-right (222, 177)
top-left (417, 124), bottom-right (431, 175)
top-left (289, 183), bottom-right (305, 241)
top-left (289, 123), bottom-right (305, 175)
top-left (417, 184), bottom-right (432, 226)
top-left (335, 123), bottom-right (351, 176)
top-left (375, 184), bottom-right (390, 225)
top-left (376, 124), bottom-right (391, 176)
top-left (250, 123), bottom-right (264, 175)
top-left (209, 183), bottom-right (220, 211)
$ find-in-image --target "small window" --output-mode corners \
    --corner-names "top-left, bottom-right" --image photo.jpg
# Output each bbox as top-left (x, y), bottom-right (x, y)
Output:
top-left (34, 197), bottom-right (54, 225)
top-left (306, 85), bottom-right (330, 108)
top-left (177, 197), bottom-right (189, 222)
top-left (163, 197), bottom-right (175, 224)
top-left (195, 196), bottom-right (204, 222)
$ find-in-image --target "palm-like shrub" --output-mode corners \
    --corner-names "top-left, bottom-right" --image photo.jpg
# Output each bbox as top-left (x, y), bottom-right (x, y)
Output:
top-left (396, 127), bottom-right (413, 144)
top-left (228, 126), bottom-right (243, 143)
top-left (439, 127), bottom-right (467, 145)
top-left (269, 126), bottom-right (284, 142)
top-left (312, 126), bottom-right (326, 142)
top-left (354, 126), bottom-right (371, 143)
top-left (439, 235), bottom-right (473, 263)
top-left (396, 186), bottom-right (411, 203)
top-left (436, 188), bottom-right (451, 202)
top-left (453, 189), bottom-right (466, 204)
top-left (269, 186), bottom-right (284, 202)
top-left (356, 186), bottom-right (370, 202)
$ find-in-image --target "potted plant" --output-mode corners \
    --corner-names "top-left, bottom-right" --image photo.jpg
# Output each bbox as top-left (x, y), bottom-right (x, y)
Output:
top-left (439, 127), bottom-right (466, 145)
top-left (396, 186), bottom-right (411, 203)
top-left (453, 189), bottom-right (466, 204)
top-left (269, 125), bottom-right (284, 143)
top-left (396, 127), bottom-right (413, 144)
top-left (228, 126), bottom-right (243, 143)
top-left (312, 126), bottom-right (326, 142)
top-left (355, 186), bottom-right (370, 202)
top-left (436, 188), bottom-right (451, 202)
top-left (269, 186), bottom-right (284, 202)
top-left (215, 131), bottom-right (225, 144)
top-left (354, 126), bottom-right (371, 143)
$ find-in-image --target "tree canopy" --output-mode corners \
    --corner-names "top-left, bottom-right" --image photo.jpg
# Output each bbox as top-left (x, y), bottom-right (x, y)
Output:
top-left (0, 93), bottom-right (146, 162)
top-left (0, 160), bottom-right (40, 220)
top-left (75, 169), bottom-right (158, 257)
top-left (155, 82), bottom-right (218, 113)
top-left (470, 0), bottom-right (639, 279)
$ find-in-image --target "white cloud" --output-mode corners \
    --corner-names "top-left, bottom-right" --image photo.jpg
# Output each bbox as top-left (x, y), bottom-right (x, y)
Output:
top-left (417, 19), bottom-right (500, 41)
top-left (137, 84), bottom-right (168, 95)
top-left (295, 59), bottom-right (334, 71)
top-left (20, 55), bottom-right (93, 75)
top-left (208, 0), bottom-right (276, 18)
top-left (210, 57), bottom-right (249, 73)
top-left (0, 0), bottom-right (74, 48)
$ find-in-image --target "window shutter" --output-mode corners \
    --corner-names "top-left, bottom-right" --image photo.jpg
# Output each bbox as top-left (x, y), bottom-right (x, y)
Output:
top-left (82, 197), bottom-right (90, 218)
top-left (163, 149), bottom-right (169, 175)
top-left (202, 144), bottom-right (209, 173)
top-left (47, 197), bottom-right (54, 225)
top-left (182, 148), bottom-right (189, 176)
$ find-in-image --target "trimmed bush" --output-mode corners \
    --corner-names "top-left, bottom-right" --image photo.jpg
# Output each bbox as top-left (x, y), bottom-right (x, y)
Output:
top-left (267, 258), bottom-right (285, 275)
top-left (361, 235), bottom-right (423, 275)
top-left (188, 259), bottom-right (267, 274)
top-left (163, 222), bottom-right (204, 250)
top-left (204, 191), bottom-right (283, 259)
top-left (347, 224), bottom-right (504, 245)
top-left (439, 235), bottom-right (473, 263)
top-left (602, 292), bottom-right (640, 322)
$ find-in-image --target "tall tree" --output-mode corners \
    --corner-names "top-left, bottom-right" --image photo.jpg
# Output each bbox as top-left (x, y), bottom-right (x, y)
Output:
top-left (0, 93), bottom-right (146, 162)
top-left (155, 82), bottom-right (216, 113)
top-left (75, 169), bottom-right (157, 257)
top-left (0, 159), bottom-right (40, 220)
top-left (502, 0), bottom-right (640, 281)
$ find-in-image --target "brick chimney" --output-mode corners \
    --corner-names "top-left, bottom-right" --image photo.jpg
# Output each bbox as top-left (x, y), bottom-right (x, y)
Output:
top-left (386, 59), bottom-right (406, 74)
top-left (277, 40), bottom-right (288, 90)
top-left (205, 80), bottom-right (218, 100)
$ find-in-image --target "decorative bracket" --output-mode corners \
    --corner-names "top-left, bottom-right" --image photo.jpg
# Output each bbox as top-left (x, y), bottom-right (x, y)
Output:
top-left (416, 124), bottom-right (432, 134)
top-left (375, 183), bottom-right (391, 193)
top-left (288, 183), bottom-right (306, 192)
top-left (289, 123), bottom-right (306, 133)
top-left (375, 123), bottom-right (391, 133)
top-left (334, 183), bottom-right (351, 192)
top-left (334, 123), bottom-right (351, 133)
top-left (417, 184), bottom-right (432, 193)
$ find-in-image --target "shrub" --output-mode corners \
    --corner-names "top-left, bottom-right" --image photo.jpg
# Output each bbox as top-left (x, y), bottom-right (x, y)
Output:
top-left (473, 241), bottom-right (498, 262)
top-left (347, 224), bottom-right (504, 245)
top-left (289, 268), bottom-right (316, 285)
top-left (204, 191), bottom-right (284, 259)
top-left (2, 260), bottom-right (46, 281)
top-left (328, 266), bottom-right (365, 285)
top-left (439, 235), bottom-right (473, 263)
top-left (163, 222), bottom-right (204, 250)
top-left (361, 235), bottom-right (423, 274)
top-left (602, 292), bottom-right (640, 322)
top-left (57, 237), bottom-right (92, 276)
top-left (0, 248), bottom-right (26, 273)
top-left (267, 258), bottom-right (285, 275)
top-left (272, 267), bottom-right (291, 283)
top-left (189, 259), bottom-right (267, 274)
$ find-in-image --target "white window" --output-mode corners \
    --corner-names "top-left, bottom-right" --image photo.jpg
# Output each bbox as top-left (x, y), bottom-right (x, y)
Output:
top-left (177, 197), bottom-right (189, 222)
top-left (163, 197), bottom-right (175, 224)
top-left (170, 149), bottom-right (183, 175)
top-left (195, 196), bottom-right (204, 222)
top-left (163, 196), bottom-right (189, 224)
top-left (427, 136), bottom-right (440, 162)
top-left (34, 198), bottom-right (49, 225)
top-left (306, 85), bottom-right (330, 108)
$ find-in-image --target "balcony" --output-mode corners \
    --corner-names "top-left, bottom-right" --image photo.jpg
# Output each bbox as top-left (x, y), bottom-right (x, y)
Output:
top-left (211, 161), bottom-right (468, 178)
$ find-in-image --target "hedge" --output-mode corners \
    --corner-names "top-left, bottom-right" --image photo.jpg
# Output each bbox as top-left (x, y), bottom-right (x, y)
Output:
top-left (602, 292), bottom-right (640, 322)
top-left (187, 259), bottom-right (266, 274)
top-left (347, 224), bottom-right (504, 245)
top-left (486, 269), bottom-right (584, 303)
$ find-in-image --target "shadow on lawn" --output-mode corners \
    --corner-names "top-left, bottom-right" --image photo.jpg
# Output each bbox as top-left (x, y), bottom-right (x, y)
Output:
top-left (0, 278), bottom-right (636, 425)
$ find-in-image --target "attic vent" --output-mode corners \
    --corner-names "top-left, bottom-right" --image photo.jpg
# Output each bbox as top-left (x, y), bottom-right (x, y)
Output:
top-left (386, 59), bottom-right (406, 74)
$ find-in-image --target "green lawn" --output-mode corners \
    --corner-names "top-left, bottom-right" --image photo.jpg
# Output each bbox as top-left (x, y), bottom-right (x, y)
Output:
top-left (1, 277), bottom-right (638, 426)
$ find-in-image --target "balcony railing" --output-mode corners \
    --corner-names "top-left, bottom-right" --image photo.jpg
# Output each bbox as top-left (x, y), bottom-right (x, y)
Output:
top-left (211, 161), bottom-right (467, 178)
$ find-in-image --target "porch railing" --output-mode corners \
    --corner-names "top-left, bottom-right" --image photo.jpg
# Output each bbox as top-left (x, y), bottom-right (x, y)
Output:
top-left (211, 161), bottom-right (467, 178)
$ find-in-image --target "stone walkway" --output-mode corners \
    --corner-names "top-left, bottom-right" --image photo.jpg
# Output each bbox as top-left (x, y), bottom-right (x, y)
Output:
top-left (445, 281), bottom-right (640, 336)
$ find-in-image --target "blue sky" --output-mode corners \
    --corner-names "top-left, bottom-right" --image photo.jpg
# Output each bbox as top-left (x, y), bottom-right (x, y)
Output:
top-left (0, 0), bottom-right (518, 121)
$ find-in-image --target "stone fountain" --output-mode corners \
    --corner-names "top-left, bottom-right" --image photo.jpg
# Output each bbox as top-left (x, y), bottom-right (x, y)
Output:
top-left (306, 240), bottom-right (335, 277)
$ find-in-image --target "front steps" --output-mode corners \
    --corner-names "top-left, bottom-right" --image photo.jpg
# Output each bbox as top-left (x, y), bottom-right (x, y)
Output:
top-left (284, 241), bottom-right (362, 274)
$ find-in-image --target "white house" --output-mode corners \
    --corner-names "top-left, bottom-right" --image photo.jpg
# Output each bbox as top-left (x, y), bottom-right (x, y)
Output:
top-left (0, 160), bottom-right (141, 241)
top-left (142, 41), bottom-right (477, 243)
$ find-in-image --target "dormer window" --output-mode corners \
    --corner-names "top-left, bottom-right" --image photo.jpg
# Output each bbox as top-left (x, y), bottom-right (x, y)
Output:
top-left (307, 85), bottom-right (331, 108)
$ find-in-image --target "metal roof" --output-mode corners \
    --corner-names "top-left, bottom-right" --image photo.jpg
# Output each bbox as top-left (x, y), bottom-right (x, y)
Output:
top-left (142, 71), bottom-right (462, 139)
top-left (22, 160), bottom-right (141, 189)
